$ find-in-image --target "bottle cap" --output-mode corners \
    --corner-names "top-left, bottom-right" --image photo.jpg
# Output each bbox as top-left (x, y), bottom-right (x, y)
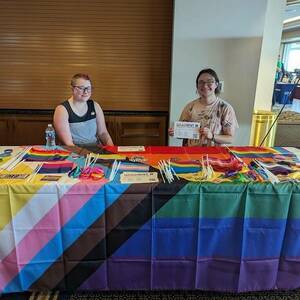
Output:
top-left (48, 124), bottom-right (52, 127)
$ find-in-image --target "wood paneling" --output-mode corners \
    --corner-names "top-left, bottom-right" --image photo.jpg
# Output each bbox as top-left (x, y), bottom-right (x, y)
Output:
top-left (13, 115), bottom-right (53, 146)
top-left (115, 115), bottom-right (167, 146)
top-left (0, 114), bottom-right (53, 146)
top-left (104, 115), bottom-right (116, 145)
top-left (0, 0), bottom-right (172, 111)
top-left (0, 112), bottom-right (167, 146)
top-left (0, 118), bottom-right (11, 145)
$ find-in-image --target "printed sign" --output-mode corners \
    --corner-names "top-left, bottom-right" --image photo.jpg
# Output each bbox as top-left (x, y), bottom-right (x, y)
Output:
top-left (174, 121), bottom-right (200, 139)
top-left (120, 172), bottom-right (158, 184)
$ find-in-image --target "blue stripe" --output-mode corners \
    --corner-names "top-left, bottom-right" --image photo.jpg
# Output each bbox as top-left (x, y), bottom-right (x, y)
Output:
top-left (235, 218), bottom-right (286, 258)
top-left (171, 166), bottom-right (201, 174)
top-left (281, 219), bottom-right (300, 257)
top-left (112, 217), bottom-right (287, 259)
top-left (273, 147), bottom-right (294, 155)
top-left (4, 183), bottom-right (130, 293)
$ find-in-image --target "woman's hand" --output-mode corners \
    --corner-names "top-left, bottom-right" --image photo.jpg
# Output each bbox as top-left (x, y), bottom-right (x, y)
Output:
top-left (168, 127), bottom-right (174, 137)
top-left (199, 127), bottom-right (213, 140)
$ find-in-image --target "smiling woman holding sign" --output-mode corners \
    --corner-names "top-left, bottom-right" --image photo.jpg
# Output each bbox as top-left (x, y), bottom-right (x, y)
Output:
top-left (169, 68), bottom-right (238, 146)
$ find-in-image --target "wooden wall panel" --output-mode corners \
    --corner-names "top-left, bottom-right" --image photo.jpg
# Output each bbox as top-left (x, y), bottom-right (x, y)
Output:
top-left (0, 118), bottom-right (11, 145)
top-left (115, 115), bottom-right (167, 146)
top-left (0, 0), bottom-right (172, 111)
top-left (0, 112), bottom-right (167, 146)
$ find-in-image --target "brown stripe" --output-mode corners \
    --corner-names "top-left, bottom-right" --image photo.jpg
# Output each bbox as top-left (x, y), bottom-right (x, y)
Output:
top-left (60, 181), bottom-right (187, 290)
top-left (30, 183), bottom-right (156, 290)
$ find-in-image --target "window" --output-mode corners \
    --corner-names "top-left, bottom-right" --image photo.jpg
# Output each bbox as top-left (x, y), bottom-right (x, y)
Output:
top-left (283, 42), bottom-right (300, 72)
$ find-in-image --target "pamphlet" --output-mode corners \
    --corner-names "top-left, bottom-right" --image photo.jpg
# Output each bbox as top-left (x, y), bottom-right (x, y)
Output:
top-left (174, 121), bottom-right (200, 139)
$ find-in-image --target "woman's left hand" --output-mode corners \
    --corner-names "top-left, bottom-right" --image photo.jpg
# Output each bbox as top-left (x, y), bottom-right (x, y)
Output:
top-left (199, 127), bottom-right (213, 140)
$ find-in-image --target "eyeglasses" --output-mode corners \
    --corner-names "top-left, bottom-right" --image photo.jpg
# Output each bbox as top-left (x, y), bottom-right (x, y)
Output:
top-left (198, 80), bottom-right (216, 87)
top-left (72, 86), bottom-right (92, 93)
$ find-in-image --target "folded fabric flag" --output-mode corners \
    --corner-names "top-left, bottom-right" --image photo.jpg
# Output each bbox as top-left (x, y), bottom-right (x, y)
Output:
top-left (273, 154), bottom-right (300, 163)
top-left (208, 156), bottom-right (243, 172)
top-left (170, 156), bottom-right (243, 174)
top-left (24, 147), bottom-right (71, 161)
top-left (38, 161), bottom-right (74, 174)
top-left (256, 160), bottom-right (296, 175)
top-left (229, 147), bottom-right (278, 158)
top-left (170, 161), bottom-right (201, 174)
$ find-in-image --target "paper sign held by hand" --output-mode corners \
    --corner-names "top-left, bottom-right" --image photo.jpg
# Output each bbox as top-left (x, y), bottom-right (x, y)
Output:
top-left (174, 121), bottom-right (200, 139)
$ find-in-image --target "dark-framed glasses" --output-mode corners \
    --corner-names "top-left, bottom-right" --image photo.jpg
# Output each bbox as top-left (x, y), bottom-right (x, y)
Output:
top-left (198, 80), bottom-right (216, 87)
top-left (73, 85), bottom-right (92, 93)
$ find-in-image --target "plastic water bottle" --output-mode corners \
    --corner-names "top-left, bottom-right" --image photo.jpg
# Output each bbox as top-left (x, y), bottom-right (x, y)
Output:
top-left (45, 124), bottom-right (56, 149)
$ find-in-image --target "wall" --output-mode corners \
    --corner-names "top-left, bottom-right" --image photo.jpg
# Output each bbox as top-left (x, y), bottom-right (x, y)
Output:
top-left (0, 0), bottom-right (172, 112)
top-left (169, 0), bottom-right (286, 146)
top-left (253, 0), bottom-right (286, 111)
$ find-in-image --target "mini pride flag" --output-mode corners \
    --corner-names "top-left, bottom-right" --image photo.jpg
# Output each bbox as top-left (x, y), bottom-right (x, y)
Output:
top-left (38, 161), bottom-right (74, 174)
top-left (24, 147), bottom-right (71, 161)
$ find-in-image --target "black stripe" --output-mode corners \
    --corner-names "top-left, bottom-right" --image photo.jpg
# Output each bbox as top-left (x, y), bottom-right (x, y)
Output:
top-left (55, 181), bottom-right (187, 290)
top-left (30, 183), bottom-right (155, 290)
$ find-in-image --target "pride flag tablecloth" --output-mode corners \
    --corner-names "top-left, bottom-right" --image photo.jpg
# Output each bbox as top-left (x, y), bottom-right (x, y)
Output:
top-left (1, 146), bottom-right (300, 293)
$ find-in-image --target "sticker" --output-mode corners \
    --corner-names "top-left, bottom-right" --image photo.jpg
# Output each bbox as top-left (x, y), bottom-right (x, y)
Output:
top-left (40, 175), bottom-right (62, 181)
top-left (0, 174), bottom-right (30, 179)
top-left (117, 146), bottom-right (145, 152)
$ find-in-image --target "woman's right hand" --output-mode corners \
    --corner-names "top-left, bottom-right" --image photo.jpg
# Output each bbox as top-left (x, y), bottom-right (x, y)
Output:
top-left (168, 127), bottom-right (174, 137)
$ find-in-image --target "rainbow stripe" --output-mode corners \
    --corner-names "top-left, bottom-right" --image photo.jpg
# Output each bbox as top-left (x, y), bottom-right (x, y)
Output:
top-left (24, 147), bottom-right (71, 161)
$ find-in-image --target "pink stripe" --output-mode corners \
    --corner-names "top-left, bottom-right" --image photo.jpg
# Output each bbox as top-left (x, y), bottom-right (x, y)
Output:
top-left (0, 181), bottom-right (106, 290)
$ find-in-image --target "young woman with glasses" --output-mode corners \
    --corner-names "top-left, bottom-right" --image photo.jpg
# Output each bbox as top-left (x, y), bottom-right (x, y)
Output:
top-left (169, 68), bottom-right (238, 146)
top-left (53, 73), bottom-right (114, 147)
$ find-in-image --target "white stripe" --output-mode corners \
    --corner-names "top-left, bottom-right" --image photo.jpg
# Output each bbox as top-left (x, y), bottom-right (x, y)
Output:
top-left (284, 147), bottom-right (300, 160)
top-left (0, 183), bottom-right (73, 260)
